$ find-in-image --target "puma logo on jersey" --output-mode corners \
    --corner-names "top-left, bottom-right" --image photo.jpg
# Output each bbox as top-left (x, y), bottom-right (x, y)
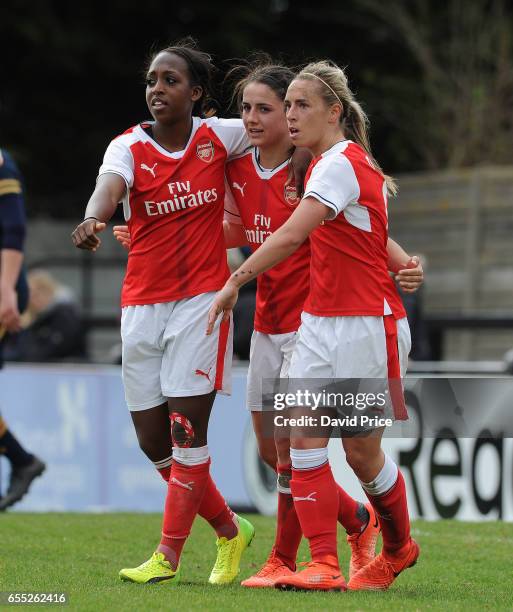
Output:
top-left (140, 163), bottom-right (157, 178)
top-left (293, 491), bottom-right (317, 502)
top-left (195, 366), bottom-right (213, 383)
top-left (232, 182), bottom-right (246, 197)
top-left (170, 477), bottom-right (194, 491)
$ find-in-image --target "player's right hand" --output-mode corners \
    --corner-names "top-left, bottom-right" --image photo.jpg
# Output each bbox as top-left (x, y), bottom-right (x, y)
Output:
top-left (0, 286), bottom-right (21, 333)
top-left (113, 225), bottom-right (131, 250)
top-left (71, 218), bottom-right (106, 251)
top-left (206, 281), bottom-right (239, 335)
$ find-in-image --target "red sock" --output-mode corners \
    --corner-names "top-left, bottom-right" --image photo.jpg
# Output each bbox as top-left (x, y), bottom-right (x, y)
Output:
top-left (159, 459), bottom-right (210, 569)
top-left (365, 470), bottom-right (410, 555)
top-left (155, 464), bottom-right (236, 539)
top-left (290, 463), bottom-right (339, 564)
top-left (198, 474), bottom-right (238, 540)
top-left (157, 465), bottom-right (171, 482)
top-left (273, 464), bottom-right (302, 570)
top-left (336, 485), bottom-right (368, 535)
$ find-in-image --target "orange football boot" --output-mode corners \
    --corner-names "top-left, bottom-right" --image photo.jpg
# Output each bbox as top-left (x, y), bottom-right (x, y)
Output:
top-left (241, 553), bottom-right (295, 588)
top-left (275, 555), bottom-right (347, 592)
top-left (348, 538), bottom-right (419, 591)
top-left (347, 503), bottom-right (381, 579)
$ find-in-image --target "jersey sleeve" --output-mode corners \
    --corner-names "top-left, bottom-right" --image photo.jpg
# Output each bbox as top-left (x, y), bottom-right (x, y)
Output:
top-left (205, 117), bottom-right (250, 160)
top-left (223, 179), bottom-right (243, 225)
top-left (303, 153), bottom-right (360, 220)
top-left (98, 136), bottom-right (134, 188)
top-left (0, 151), bottom-right (26, 251)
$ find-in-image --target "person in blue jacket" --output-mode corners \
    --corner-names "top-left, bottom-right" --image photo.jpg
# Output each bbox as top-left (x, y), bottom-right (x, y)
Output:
top-left (0, 148), bottom-right (45, 511)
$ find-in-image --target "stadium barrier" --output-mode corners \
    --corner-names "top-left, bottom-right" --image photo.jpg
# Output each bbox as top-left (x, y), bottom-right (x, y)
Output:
top-left (1, 363), bottom-right (512, 521)
top-left (25, 254), bottom-right (513, 363)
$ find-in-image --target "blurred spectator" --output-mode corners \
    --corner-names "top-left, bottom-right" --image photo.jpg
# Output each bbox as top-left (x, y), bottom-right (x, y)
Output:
top-left (4, 269), bottom-right (87, 362)
top-left (0, 147), bottom-right (45, 511)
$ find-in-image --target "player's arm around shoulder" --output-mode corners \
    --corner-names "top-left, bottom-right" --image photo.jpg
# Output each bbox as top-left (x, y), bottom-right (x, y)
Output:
top-left (233, 195), bottom-right (328, 276)
top-left (205, 116), bottom-right (250, 158)
top-left (279, 196), bottom-right (330, 248)
top-left (71, 173), bottom-right (126, 252)
top-left (206, 197), bottom-right (329, 335)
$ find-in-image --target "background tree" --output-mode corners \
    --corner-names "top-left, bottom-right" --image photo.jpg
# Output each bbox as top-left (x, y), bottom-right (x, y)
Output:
top-left (356, 0), bottom-right (513, 168)
top-left (1, 0), bottom-right (512, 217)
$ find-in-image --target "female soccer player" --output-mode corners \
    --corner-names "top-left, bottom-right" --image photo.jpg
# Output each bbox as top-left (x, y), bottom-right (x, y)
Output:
top-left (71, 40), bottom-right (255, 586)
top-left (207, 60), bottom-right (420, 592)
top-left (224, 61), bottom-right (423, 588)
top-left (115, 59), bottom-right (423, 588)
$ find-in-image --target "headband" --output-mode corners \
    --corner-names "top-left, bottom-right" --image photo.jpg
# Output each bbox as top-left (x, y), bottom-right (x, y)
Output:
top-left (301, 72), bottom-right (347, 116)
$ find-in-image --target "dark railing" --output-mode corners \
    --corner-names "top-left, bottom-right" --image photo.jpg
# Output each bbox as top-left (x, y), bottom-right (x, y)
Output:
top-left (28, 255), bottom-right (513, 365)
top-left (426, 313), bottom-right (513, 361)
top-left (28, 253), bottom-right (126, 319)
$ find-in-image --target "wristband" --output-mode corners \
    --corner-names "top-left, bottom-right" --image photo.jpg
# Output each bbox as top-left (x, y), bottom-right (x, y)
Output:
top-left (83, 216), bottom-right (100, 222)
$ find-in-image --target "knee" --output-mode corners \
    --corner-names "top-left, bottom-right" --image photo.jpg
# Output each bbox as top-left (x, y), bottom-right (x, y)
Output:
top-left (345, 445), bottom-right (367, 473)
top-left (135, 431), bottom-right (170, 462)
top-left (170, 411), bottom-right (209, 448)
top-left (344, 443), bottom-right (380, 475)
top-left (289, 437), bottom-right (312, 451)
top-left (275, 436), bottom-right (291, 466)
top-left (257, 439), bottom-right (277, 470)
top-left (171, 412), bottom-right (197, 447)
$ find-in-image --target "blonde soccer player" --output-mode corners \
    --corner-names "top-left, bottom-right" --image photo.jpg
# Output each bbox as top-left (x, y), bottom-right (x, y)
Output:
top-left (208, 60), bottom-right (419, 592)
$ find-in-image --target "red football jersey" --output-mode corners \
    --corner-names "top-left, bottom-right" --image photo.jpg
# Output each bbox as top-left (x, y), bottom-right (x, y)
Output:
top-left (99, 117), bottom-right (249, 306)
top-left (303, 141), bottom-right (405, 319)
top-left (225, 148), bottom-right (310, 334)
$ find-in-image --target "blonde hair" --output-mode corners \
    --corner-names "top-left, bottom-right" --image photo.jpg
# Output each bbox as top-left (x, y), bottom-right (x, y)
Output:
top-left (296, 61), bottom-right (397, 196)
top-left (28, 269), bottom-right (60, 295)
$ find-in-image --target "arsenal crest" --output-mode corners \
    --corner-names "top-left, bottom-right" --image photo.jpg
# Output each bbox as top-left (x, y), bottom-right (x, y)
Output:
top-left (196, 138), bottom-right (215, 163)
top-left (284, 184), bottom-right (299, 206)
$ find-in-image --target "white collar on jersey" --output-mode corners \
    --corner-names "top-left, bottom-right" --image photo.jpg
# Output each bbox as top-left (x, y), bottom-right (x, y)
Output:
top-left (136, 117), bottom-right (201, 159)
top-left (252, 147), bottom-right (291, 180)
top-left (320, 139), bottom-right (351, 157)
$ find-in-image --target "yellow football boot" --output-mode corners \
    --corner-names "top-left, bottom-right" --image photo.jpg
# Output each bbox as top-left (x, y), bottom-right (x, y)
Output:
top-left (119, 552), bottom-right (181, 585)
top-left (208, 515), bottom-right (255, 585)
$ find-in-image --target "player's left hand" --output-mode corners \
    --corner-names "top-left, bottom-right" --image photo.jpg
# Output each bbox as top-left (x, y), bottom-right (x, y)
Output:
top-left (0, 286), bottom-right (21, 332)
top-left (395, 256), bottom-right (423, 293)
top-left (206, 282), bottom-right (239, 335)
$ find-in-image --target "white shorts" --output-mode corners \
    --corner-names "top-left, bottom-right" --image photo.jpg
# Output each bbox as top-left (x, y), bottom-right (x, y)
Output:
top-left (121, 292), bottom-right (233, 411)
top-left (246, 330), bottom-right (297, 411)
top-left (288, 314), bottom-right (411, 419)
top-left (288, 314), bottom-right (410, 379)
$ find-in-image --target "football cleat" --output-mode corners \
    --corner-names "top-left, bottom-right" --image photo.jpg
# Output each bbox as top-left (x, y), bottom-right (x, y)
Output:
top-left (347, 503), bottom-right (381, 579)
top-left (119, 552), bottom-right (181, 584)
top-left (208, 515), bottom-right (255, 585)
top-left (0, 456), bottom-right (46, 511)
top-left (348, 538), bottom-right (419, 591)
top-left (241, 553), bottom-right (295, 588)
top-left (275, 556), bottom-right (347, 592)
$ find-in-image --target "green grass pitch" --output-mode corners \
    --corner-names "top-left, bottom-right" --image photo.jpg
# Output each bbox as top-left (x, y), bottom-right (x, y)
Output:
top-left (2, 514), bottom-right (513, 610)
